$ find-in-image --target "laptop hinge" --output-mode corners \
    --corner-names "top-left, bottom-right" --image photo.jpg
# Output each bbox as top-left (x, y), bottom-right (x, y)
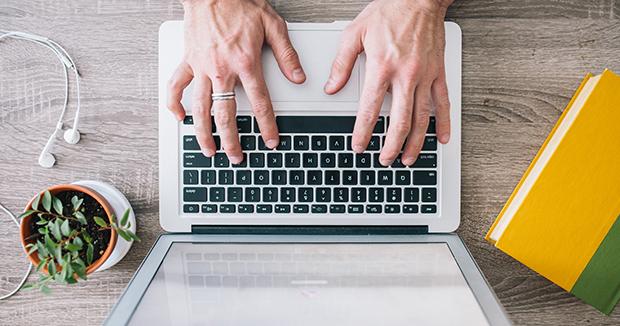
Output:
top-left (191, 225), bottom-right (429, 235)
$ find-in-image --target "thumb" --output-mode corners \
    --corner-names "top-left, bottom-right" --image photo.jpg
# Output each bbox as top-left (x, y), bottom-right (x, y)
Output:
top-left (324, 27), bottom-right (363, 94)
top-left (264, 17), bottom-right (306, 84)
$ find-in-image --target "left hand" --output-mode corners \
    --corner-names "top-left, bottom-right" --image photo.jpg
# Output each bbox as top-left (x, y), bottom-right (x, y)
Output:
top-left (324, 0), bottom-right (453, 166)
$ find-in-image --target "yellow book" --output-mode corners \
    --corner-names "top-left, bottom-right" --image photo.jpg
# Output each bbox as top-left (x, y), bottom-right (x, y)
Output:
top-left (486, 69), bottom-right (620, 314)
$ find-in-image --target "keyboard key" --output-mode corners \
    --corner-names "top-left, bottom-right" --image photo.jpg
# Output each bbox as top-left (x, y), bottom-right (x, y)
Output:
top-left (220, 204), bottom-right (236, 213)
top-left (320, 153), bottom-right (336, 168)
top-left (218, 170), bottom-right (234, 185)
top-left (293, 205), bottom-right (309, 213)
top-left (330, 204), bottom-right (346, 213)
top-left (183, 136), bottom-right (200, 150)
top-left (329, 136), bottom-right (345, 150)
top-left (367, 136), bottom-right (381, 151)
top-left (311, 136), bottom-right (327, 150)
top-left (378, 171), bottom-right (393, 185)
top-left (184, 170), bottom-right (199, 185)
top-left (266, 116), bottom-right (369, 134)
top-left (298, 188), bottom-right (313, 202)
top-left (254, 170), bottom-right (269, 185)
top-left (307, 171), bottom-right (322, 185)
top-left (277, 136), bottom-right (292, 150)
top-left (348, 205), bottom-right (363, 213)
top-left (373, 153), bottom-right (388, 168)
top-left (333, 188), bottom-right (349, 202)
top-left (280, 188), bottom-right (296, 202)
top-left (250, 153), bottom-right (265, 167)
top-left (325, 171), bottom-right (340, 185)
top-left (227, 187), bottom-right (243, 202)
top-left (403, 204), bottom-right (419, 213)
top-left (240, 136), bottom-right (256, 150)
top-left (423, 136), bottom-right (437, 151)
top-left (366, 205), bottom-right (382, 213)
top-left (395, 170), bottom-right (411, 185)
top-left (201, 170), bottom-right (216, 184)
top-left (312, 204), bottom-right (328, 213)
top-left (387, 188), bottom-right (402, 202)
top-left (231, 154), bottom-right (247, 168)
top-left (346, 136), bottom-right (353, 151)
top-left (385, 205), bottom-right (400, 214)
top-left (263, 188), bottom-right (278, 202)
top-left (236, 116), bottom-right (252, 133)
top-left (272, 170), bottom-right (287, 185)
top-left (290, 171), bottom-right (305, 185)
top-left (238, 204), bottom-right (254, 213)
top-left (202, 204), bottom-right (217, 213)
top-left (214, 153), bottom-right (229, 167)
top-left (267, 153), bottom-right (283, 167)
top-left (294, 136), bottom-right (309, 150)
top-left (427, 117), bottom-right (436, 133)
top-left (209, 188), bottom-right (225, 202)
top-left (183, 116), bottom-right (194, 125)
top-left (245, 188), bottom-right (260, 202)
top-left (412, 154), bottom-right (437, 168)
top-left (369, 188), bottom-right (384, 202)
top-left (392, 156), bottom-right (405, 168)
top-left (303, 153), bottom-right (318, 168)
top-left (184, 204), bottom-right (199, 213)
top-left (184, 187), bottom-right (206, 202)
top-left (356, 153), bottom-right (371, 168)
top-left (342, 171), bottom-right (357, 185)
top-left (257, 205), bottom-right (273, 213)
top-left (184, 153), bottom-right (211, 168)
top-left (360, 171), bottom-right (375, 185)
top-left (422, 188), bottom-right (437, 202)
top-left (404, 188), bottom-right (420, 202)
top-left (213, 135), bottom-right (221, 150)
top-left (351, 188), bottom-right (366, 202)
top-left (236, 170), bottom-right (251, 185)
top-left (413, 171), bottom-right (437, 185)
top-left (258, 137), bottom-right (269, 150)
top-left (422, 205), bottom-right (437, 213)
top-left (316, 188), bottom-right (331, 202)
top-left (275, 204), bottom-right (291, 213)
top-left (338, 153), bottom-right (354, 168)
top-left (285, 153), bottom-right (301, 167)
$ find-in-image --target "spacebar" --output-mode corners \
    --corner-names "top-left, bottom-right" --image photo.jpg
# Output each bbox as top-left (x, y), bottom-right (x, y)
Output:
top-left (258, 116), bottom-right (383, 134)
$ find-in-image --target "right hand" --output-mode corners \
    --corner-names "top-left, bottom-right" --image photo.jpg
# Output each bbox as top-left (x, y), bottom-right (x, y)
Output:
top-left (168, 0), bottom-right (306, 164)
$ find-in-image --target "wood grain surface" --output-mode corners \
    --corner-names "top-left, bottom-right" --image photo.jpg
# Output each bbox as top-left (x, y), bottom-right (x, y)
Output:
top-left (1, 0), bottom-right (619, 325)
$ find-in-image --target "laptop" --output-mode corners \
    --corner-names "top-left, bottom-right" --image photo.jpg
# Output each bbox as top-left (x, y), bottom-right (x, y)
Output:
top-left (104, 21), bottom-right (511, 325)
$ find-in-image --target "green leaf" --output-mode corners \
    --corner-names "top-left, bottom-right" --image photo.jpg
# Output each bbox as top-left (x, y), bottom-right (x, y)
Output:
top-left (18, 210), bottom-right (37, 220)
top-left (47, 260), bottom-right (57, 275)
top-left (37, 227), bottom-right (49, 235)
top-left (73, 236), bottom-right (83, 248)
top-left (36, 240), bottom-right (48, 257)
top-left (127, 230), bottom-right (141, 242)
top-left (94, 216), bottom-right (108, 227)
top-left (65, 243), bottom-right (81, 252)
top-left (74, 211), bottom-right (87, 225)
top-left (53, 197), bottom-right (64, 215)
top-left (50, 219), bottom-right (62, 241)
top-left (40, 285), bottom-right (51, 294)
top-left (86, 244), bottom-right (94, 265)
top-left (35, 218), bottom-right (49, 225)
top-left (31, 193), bottom-right (42, 211)
top-left (72, 261), bottom-right (87, 280)
top-left (42, 190), bottom-right (52, 212)
top-left (54, 245), bottom-right (63, 264)
top-left (44, 233), bottom-right (56, 255)
top-left (120, 209), bottom-right (130, 226)
top-left (21, 283), bottom-right (35, 290)
top-left (36, 259), bottom-right (46, 272)
top-left (71, 196), bottom-right (84, 212)
top-left (60, 219), bottom-right (71, 237)
top-left (117, 229), bottom-right (132, 242)
top-left (27, 244), bottom-right (38, 255)
top-left (83, 231), bottom-right (93, 244)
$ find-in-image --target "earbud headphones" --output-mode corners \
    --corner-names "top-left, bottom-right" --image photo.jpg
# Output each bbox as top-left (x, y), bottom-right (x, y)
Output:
top-left (0, 30), bottom-right (82, 168)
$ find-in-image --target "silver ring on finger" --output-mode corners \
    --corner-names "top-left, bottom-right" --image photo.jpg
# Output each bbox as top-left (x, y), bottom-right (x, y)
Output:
top-left (211, 91), bottom-right (235, 101)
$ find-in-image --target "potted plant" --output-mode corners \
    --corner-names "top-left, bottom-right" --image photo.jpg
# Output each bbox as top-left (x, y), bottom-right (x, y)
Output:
top-left (19, 182), bottom-right (139, 293)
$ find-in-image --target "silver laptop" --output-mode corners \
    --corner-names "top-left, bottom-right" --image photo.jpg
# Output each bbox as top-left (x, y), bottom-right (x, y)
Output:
top-left (104, 21), bottom-right (510, 325)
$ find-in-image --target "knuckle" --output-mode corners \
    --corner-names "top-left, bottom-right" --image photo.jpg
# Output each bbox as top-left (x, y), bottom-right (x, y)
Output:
top-left (215, 112), bottom-right (235, 126)
top-left (357, 110), bottom-right (377, 126)
top-left (236, 52), bottom-right (256, 72)
top-left (253, 101), bottom-right (273, 117)
top-left (391, 120), bottom-right (411, 135)
top-left (192, 103), bottom-right (209, 116)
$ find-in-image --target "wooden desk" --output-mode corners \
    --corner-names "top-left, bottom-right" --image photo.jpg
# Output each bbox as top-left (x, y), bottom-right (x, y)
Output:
top-left (0, 1), bottom-right (618, 324)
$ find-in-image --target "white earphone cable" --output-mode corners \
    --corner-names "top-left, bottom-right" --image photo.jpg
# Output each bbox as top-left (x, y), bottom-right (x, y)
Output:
top-left (0, 202), bottom-right (32, 300)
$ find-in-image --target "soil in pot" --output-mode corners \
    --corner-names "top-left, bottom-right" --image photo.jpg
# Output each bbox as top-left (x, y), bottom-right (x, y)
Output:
top-left (26, 190), bottom-right (112, 265)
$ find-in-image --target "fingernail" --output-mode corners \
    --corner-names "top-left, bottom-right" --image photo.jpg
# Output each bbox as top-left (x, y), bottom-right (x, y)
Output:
top-left (380, 159), bottom-right (394, 167)
top-left (439, 133), bottom-right (450, 143)
top-left (292, 68), bottom-right (305, 82)
top-left (402, 157), bottom-right (415, 166)
top-left (230, 156), bottom-right (243, 164)
top-left (324, 78), bottom-right (335, 92)
top-left (266, 139), bottom-right (279, 149)
top-left (352, 145), bottom-right (364, 153)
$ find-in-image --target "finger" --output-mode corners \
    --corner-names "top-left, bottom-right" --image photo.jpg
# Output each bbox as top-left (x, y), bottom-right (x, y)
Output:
top-left (167, 61), bottom-right (194, 121)
top-left (351, 63), bottom-right (390, 154)
top-left (239, 68), bottom-right (279, 149)
top-left (264, 16), bottom-right (306, 84)
top-left (402, 84), bottom-right (432, 166)
top-left (432, 66), bottom-right (451, 144)
top-left (191, 75), bottom-right (216, 157)
top-left (211, 78), bottom-right (243, 164)
top-left (380, 82), bottom-right (415, 166)
top-left (324, 26), bottom-right (363, 94)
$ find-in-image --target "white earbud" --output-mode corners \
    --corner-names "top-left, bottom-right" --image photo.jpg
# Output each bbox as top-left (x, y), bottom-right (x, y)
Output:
top-left (1, 30), bottom-right (82, 168)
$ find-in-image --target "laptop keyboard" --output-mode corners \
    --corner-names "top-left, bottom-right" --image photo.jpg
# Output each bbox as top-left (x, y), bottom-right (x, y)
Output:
top-left (181, 115), bottom-right (438, 215)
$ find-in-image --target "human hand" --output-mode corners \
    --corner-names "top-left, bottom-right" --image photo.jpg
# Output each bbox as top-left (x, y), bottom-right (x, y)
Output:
top-left (168, 0), bottom-right (306, 164)
top-left (325, 0), bottom-right (453, 166)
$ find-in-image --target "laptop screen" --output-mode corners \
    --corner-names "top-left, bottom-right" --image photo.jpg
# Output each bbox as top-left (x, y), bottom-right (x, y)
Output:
top-left (128, 242), bottom-right (488, 325)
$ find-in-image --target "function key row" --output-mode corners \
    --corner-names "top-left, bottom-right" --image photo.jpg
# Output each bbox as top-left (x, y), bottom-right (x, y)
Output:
top-left (183, 203), bottom-right (437, 214)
